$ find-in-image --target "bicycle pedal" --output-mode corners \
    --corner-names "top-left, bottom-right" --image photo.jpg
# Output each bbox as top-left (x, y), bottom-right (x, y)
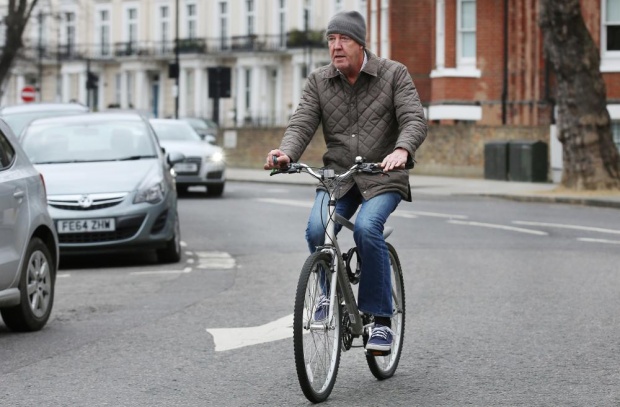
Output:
top-left (365, 349), bottom-right (391, 357)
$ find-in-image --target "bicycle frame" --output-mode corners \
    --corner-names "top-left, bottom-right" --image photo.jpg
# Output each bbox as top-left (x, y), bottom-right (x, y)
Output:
top-left (317, 187), bottom-right (366, 337)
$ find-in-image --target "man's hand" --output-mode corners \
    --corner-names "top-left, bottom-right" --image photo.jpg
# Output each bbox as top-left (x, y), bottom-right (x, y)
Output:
top-left (381, 148), bottom-right (409, 172)
top-left (264, 149), bottom-right (291, 170)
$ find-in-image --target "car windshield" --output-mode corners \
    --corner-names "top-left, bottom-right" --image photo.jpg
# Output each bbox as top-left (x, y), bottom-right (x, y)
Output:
top-left (20, 120), bottom-right (157, 164)
top-left (182, 117), bottom-right (218, 130)
top-left (151, 121), bottom-right (202, 142)
top-left (2, 110), bottom-right (86, 136)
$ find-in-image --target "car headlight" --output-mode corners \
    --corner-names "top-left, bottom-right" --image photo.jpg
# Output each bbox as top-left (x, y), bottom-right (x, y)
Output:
top-left (210, 151), bottom-right (224, 163)
top-left (134, 180), bottom-right (165, 204)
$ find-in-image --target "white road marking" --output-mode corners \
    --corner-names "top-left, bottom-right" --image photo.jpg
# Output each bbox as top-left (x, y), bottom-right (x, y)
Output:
top-left (258, 198), bottom-right (467, 220)
top-left (130, 268), bottom-right (191, 275)
top-left (447, 219), bottom-right (548, 235)
top-left (513, 221), bottom-right (620, 235)
top-left (255, 198), bottom-right (313, 208)
top-left (577, 238), bottom-right (620, 245)
top-left (394, 210), bottom-right (468, 219)
top-left (57, 273), bottom-right (70, 278)
top-left (207, 313), bottom-right (294, 352)
top-left (195, 251), bottom-right (236, 269)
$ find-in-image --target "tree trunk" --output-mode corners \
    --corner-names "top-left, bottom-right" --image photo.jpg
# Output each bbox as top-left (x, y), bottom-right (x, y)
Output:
top-left (0, 0), bottom-right (38, 97)
top-left (539, 0), bottom-right (620, 190)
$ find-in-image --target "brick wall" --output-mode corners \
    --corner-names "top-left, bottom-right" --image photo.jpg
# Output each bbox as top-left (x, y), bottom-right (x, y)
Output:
top-left (218, 124), bottom-right (550, 178)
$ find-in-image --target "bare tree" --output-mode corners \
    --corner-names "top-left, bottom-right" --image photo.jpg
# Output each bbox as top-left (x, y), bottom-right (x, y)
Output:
top-left (539, 0), bottom-right (620, 190)
top-left (0, 0), bottom-right (39, 93)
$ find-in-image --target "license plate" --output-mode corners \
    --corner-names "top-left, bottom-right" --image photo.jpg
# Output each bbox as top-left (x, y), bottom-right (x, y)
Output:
top-left (174, 163), bottom-right (198, 172)
top-left (57, 218), bottom-right (116, 233)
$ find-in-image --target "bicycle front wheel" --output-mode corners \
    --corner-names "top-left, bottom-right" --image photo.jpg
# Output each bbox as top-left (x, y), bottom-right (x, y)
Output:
top-left (366, 243), bottom-right (405, 379)
top-left (293, 251), bottom-right (342, 403)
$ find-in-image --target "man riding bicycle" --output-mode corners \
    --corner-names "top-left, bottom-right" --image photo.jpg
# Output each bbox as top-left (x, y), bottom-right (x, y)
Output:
top-left (265, 10), bottom-right (427, 353)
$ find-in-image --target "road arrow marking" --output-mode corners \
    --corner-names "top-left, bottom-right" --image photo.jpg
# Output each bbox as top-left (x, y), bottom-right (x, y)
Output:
top-left (207, 314), bottom-right (294, 352)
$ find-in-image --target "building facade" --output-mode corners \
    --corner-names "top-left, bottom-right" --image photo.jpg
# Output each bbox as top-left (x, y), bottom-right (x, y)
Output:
top-left (0, 0), bottom-right (369, 126)
top-left (370, 0), bottom-right (619, 149)
top-left (1, 0), bottom-right (618, 151)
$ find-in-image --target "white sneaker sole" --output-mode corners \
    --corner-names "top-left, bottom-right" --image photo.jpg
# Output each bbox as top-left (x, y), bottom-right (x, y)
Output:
top-left (365, 343), bottom-right (392, 352)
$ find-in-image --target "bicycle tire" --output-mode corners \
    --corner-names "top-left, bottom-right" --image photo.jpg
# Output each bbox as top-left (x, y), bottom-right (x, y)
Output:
top-left (366, 243), bottom-right (405, 380)
top-left (293, 251), bottom-right (342, 403)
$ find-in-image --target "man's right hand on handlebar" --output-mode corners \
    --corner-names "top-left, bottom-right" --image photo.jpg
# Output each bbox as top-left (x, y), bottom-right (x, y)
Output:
top-left (265, 149), bottom-right (291, 170)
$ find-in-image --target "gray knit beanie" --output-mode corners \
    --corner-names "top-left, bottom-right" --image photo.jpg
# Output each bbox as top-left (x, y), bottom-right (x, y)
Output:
top-left (326, 11), bottom-right (366, 47)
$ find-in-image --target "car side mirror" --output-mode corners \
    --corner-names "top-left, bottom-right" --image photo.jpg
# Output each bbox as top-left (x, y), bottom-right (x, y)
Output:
top-left (204, 135), bottom-right (216, 145)
top-left (166, 151), bottom-right (185, 165)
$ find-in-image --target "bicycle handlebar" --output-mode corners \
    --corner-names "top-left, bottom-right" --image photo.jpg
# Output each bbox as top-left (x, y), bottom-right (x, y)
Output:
top-left (269, 156), bottom-right (386, 181)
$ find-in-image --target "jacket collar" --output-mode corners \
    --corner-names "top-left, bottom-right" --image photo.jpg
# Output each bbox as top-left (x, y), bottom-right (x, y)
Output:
top-left (325, 50), bottom-right (379, 79)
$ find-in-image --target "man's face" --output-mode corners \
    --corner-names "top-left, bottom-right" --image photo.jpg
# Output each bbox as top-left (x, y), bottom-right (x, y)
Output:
top-left (328, 34), bottom-right (364, 77)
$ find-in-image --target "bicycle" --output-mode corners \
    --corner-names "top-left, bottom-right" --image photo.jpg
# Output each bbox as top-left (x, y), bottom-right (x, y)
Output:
top-left (270, 156), bottom-right (406, 403)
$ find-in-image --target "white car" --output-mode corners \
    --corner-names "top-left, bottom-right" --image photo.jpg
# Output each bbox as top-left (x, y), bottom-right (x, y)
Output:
top-left (0, 119), bottom-right (59, 332)
top-left (150, 119), bottom-right (226, 196)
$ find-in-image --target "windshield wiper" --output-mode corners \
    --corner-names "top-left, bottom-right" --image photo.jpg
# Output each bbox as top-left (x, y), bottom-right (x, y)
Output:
top-left (117, 155), bottom-right (157, 161)
top-left (34, 160), bottom-right (90, 164)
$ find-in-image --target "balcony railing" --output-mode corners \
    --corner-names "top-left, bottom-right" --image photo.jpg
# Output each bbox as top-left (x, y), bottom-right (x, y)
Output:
top-left (19, 31), bottom-right (327, 62)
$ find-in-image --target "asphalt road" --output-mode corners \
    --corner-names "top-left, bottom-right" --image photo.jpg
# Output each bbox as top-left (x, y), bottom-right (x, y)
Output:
top-left (1, 181), bottom-right (620, 406)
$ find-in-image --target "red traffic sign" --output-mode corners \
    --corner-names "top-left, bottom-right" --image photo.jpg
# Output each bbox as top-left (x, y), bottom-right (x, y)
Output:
top-left (21, 86), bottom-right (36, 103)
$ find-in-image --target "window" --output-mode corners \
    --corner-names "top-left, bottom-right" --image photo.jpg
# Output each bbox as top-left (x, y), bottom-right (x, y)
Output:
top-left (219, 1), bottom-right (229, 50)
top-left (65, 12), bottom-right (76, 54)
top-left (0, 132), bottom-right (15, 169)
top-left (127, 72), bottom-right (134, 107)
top-left (160, 6), bottom-right (170, 52)
top-left (127, 8), bottom-right (138, 48)
top-left (604, 0), bottom-right (620, 52)
top-left (278, 0), bottom-right (286, 48)
top-left (357, 0), bottom-right (367, 23)
top-left (370, 0), bottom-right (377, 52)
top-left (115, 74), bottom-right (122, 105)
top-left (246, 0), bottom-right (255, 36)
top-left (187, 4), bottom-right (197, 39)
top-left (245, 69), bottom-right (252, 110)
top-left (97, 9), bottom-right (111, 56)
top-left (457, 0), bottom-right (476, 66)
top-left (380, 0), bottom-right (389, 58)
top-left (601, 0), bottom-right (620, 71)
top-left (613, 121), bottom-right (620, 151)
top-left (335, 0), bottom-right (343, 13)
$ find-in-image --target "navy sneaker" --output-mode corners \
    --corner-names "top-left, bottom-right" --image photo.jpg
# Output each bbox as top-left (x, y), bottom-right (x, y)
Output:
top-left (366, 324), bottom-right (394, 352)
top-left (313, 295), bottom-right (330, 322)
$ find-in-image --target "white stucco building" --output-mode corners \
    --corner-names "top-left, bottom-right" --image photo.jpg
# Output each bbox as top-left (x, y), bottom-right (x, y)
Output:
top-left (0, 0), bottom-right (369, 127)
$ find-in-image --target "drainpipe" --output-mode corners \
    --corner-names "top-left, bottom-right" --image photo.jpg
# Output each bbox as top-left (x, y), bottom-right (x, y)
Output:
top-left (501, 0), bottom-right (508, 125)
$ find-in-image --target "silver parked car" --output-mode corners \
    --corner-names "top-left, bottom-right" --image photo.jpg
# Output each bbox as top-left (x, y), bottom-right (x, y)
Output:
top-left (0, 102), bottom-right (89, 137)
top-left (19, 112), bottom-right (184, 263)
top-left (0, 119), bottom-right (59, 332)
top-left (149, 118), bottom-right (226, 196)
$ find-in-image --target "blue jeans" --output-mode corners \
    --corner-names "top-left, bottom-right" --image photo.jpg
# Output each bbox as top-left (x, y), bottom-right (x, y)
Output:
top-left (305, 186), bottom-right (401, 317)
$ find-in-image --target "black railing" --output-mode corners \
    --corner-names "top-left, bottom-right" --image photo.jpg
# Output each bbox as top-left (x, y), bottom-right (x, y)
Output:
top-left (19, 31), bottom-right (327, 61)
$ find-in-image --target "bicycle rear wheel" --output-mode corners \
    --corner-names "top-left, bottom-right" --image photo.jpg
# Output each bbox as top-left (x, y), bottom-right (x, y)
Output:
top-left (366, 243), bottom-right (405, 379)
top-left (293, 251), bottom-right (342, 403)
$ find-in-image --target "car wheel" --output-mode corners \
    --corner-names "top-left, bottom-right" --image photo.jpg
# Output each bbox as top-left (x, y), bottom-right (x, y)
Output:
top-left (157, 211), bottom-right (181, 264)
top-left (206, 183), bottom-right (225, 197)
top-left (0, 237), bottom-right (55, 332)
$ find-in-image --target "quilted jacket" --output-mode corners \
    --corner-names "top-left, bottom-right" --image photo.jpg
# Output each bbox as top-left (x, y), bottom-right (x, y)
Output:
top-left (279, 50), bottom-right (427, 201)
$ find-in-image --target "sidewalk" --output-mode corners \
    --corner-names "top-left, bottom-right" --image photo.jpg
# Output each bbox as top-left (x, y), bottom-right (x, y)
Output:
top-left (227, 167), bottom-right (620, 209)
